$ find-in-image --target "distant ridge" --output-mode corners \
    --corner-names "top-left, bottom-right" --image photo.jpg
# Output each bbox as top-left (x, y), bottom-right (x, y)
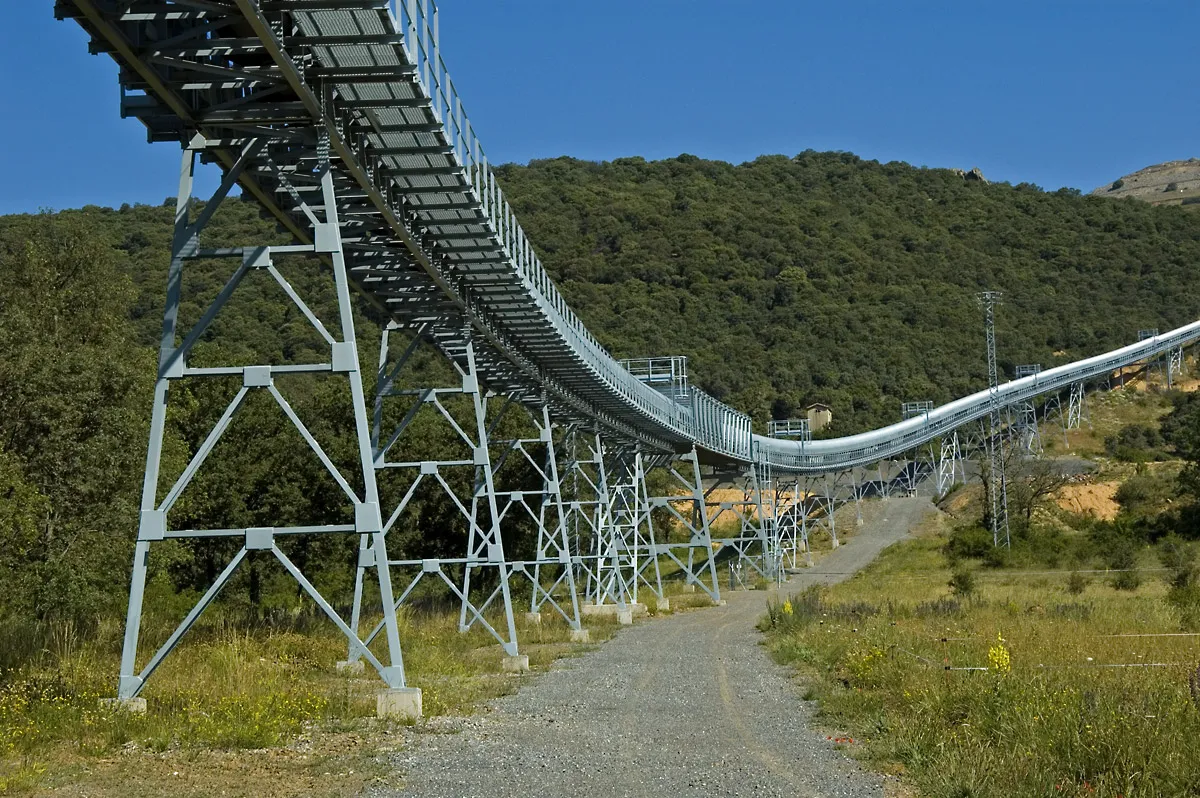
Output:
top-left (1093, 159), bottom-right (1200, 206)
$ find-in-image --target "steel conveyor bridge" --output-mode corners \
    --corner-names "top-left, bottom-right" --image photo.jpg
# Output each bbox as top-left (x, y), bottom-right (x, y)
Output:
top-left (55, 0), bottom-right (1200, 713)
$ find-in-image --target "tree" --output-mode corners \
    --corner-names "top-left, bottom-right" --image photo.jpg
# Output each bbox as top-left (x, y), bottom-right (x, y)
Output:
top-left (1007, 456), bottom-right (1074, 528)
top-left (0, 211), bottom-right (157, 618)
top-left (1160, 393), bottom-right (1200, 529)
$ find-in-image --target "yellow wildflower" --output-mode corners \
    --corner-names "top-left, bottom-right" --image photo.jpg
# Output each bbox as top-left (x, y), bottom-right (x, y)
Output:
top-left (988, 632), bottom-right (1011, 673)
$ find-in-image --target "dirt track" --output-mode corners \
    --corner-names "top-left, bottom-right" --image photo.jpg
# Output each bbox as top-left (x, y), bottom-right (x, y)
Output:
top-left (382, 497), bottom-right (936, 798)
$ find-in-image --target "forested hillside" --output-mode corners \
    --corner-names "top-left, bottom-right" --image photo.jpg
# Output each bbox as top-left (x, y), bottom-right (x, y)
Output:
top-left (4, 149), bottom-right (1200, 620)
top-left (500, 152), bottom-right (1200, 434)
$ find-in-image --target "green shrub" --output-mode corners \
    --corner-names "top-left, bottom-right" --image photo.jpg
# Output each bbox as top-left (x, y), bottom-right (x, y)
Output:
top-left (1105, 537), bottom-right (1143, 591)
top-left (945, 524), bottom-right (993, 561)
top-left (1066, 571), bottom-right (1088, 595)
top-left (981, 542), bottom-right (1013, 569)
top-left (1168, 582), bottom-right (1200, 629)
top-left (1111, 569), bottom-right (1142, 591)
top-left (1104, 423), bottom-right (1166, 462)
top-left (948, 568), bottom-right (976, 599)
top-left (1159, 534), bottom-right (1197, 589)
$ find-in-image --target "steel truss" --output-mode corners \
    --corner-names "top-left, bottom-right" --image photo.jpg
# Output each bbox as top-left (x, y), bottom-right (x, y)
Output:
top-left (1168, 345), bottom-right (1185, 388)
top-left (120, 138), bottom-right (408, 700)
top-left (488, 401), bottom-right (584, 632)
top-left (774, 478), bottom-right (812, 570)
top-left (1011, 402), bottom-right (1042, 453)
top-left (936, 433), bottom-right (966, 498)
top-left (756, 459), bottom-right (782, 583)
top-left (58, 0), bottom-right (1200, 719)
top-left (646, 451), bottom-right (724, 604)
top-left (362, 322), bottom-right (526, 663)
top-left (1067, 381), bottom-right (1089, 430)
top-left (599, 448), bottom-right (664, 609)
top-left (570, 444), bottom-right (722, 610)
top-left (801, 473), bottom-right (841, 550)
top-left (560, 428), bottom-right (625, 609)
top-left (979, 291), bottom-right (1011, 548)
top-left (706, 465), bottom-right (775, 585)
top-left (774, 468), bottom-right (879, 570)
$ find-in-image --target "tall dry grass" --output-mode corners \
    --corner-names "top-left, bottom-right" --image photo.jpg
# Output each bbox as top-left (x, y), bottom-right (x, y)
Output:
top-left (763, 521), bottom-right (1200, 797)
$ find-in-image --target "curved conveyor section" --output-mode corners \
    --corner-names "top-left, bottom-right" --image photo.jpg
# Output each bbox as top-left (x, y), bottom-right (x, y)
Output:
top-left (752, 321), bottom-right (1200, 472)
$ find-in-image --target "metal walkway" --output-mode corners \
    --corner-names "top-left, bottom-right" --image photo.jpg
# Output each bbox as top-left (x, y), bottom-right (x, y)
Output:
top-left (55, 0), bottom-right (1200, 712)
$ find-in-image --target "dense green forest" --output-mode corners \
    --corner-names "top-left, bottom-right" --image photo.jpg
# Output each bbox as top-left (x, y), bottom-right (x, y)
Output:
top-left (4, 150), bottom-right (1200, 622)
top-left (501, 152), bottom-right (1200, 432)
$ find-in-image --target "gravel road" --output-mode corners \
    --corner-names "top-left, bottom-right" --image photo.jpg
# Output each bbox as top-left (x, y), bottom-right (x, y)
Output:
top-left (382, 497), bottom-right (936, 798)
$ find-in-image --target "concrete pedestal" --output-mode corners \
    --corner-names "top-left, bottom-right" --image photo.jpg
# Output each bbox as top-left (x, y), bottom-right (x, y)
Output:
top-left (524, 611), bottom-right (542, 625)
top-left (656, 597), bottom-right (671, 612)
top-left (569, 628), bottom-right (591, 643)
top-left (377, 687), bottom-right (423, 720)
top-left (100, 697), bottom-right (147, 714)
top-left (336, 659), bottom-right (365, 676)
top-left (582, 602), bottom-right (647, 620)
top-left (502, 654), bottom-right (530, 673)
top-left (617, 609), bottom-right (634, 625)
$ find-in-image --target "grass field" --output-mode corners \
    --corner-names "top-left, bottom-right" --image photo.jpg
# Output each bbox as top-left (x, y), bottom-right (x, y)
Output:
top-left (0, 604), bottom-right (623, 797)
top-left (762, 511), bottom-right (1200, 797)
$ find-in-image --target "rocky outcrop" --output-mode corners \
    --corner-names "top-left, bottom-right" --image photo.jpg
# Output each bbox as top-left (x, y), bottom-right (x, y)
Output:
top-left (951, 167), bottom-right (989, 184)
top-left (1092, 159), bottom-right (1200, 204)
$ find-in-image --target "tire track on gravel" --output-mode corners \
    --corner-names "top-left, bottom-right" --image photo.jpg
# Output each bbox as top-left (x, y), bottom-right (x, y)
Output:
top-left (381, 497), bottom-right (935, 798)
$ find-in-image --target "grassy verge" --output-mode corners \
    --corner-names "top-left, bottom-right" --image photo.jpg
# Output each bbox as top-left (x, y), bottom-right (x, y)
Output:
top-left (762, 512), bottom-right (1200, 798)
top-left (0, 605), bottom-right (622, 797)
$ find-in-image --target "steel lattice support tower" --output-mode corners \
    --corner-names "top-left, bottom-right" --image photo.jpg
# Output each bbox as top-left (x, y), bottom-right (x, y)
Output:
top-left (936, 432), bottom-right (965, 497)
top-left (703, 465), bottom-right (776, 584)
top-left (1168, 345), bottom-right (1185, 388)
top-left (118, 137), bottom-right (412, 704)
top-left (978, 291), bottom-right (1011, 548)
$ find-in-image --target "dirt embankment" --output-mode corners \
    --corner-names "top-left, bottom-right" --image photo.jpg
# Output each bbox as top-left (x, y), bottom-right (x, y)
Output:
top-left (1056, 481), bottom-right (1120, 520)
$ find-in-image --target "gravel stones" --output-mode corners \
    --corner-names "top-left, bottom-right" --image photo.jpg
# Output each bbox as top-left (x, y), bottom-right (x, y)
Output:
top-left (379, 498), bottom-right (936, 798)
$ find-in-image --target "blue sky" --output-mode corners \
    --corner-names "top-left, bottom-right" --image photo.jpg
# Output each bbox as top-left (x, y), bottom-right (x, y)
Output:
top-left (1, 2), bottom-right (1194, 214)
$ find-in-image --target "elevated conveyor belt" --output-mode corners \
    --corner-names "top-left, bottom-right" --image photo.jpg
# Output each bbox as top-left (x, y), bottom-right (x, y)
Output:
top-left (754, 320), bottom-right (1200, 472)
top-left (60, 0), bottom-right (1198, 475)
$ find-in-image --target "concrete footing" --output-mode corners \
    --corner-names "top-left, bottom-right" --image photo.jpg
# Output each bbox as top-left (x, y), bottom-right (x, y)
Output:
top-left (656, 597), bottom-right (671, 612)
top-left (714, 599), bottom-right (728, 606)
top-left (617, 609), bottom-right (634, 625)
top-left (524, 611), bottom-right (542, 626)
top-left (502, 654), bottom-right (530, 673)
top-left (569, 628), bottom-right (591, 643)
top-left (100, 697), bottom-right (147, 714)
top-left (377, 687), bottom-right (423, 720)
top-left (336, 659), bottom-right (365, 676)
top-left (582, 602), bottom-right (648, 619)
top-left (580, 602), bottom-right (609, 617)
top-left (681, 584), bottom-right (696, 593)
